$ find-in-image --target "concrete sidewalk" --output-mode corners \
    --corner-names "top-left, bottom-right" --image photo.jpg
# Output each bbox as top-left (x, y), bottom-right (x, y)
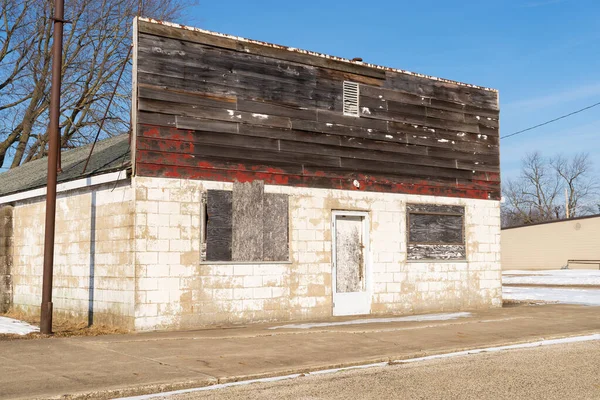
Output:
top-left (1, 304), bottom-right (599, 400)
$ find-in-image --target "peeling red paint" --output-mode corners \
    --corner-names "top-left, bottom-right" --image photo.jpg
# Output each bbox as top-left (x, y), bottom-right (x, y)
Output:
top-left (135, 125), bottom-right (500, 200)
top-left (136, 162), bottom-right (498, 200)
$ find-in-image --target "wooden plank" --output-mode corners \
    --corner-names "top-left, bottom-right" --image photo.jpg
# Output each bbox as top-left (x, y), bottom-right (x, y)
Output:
top-left (292, 119), bottom-right (393, 142)
top-left (340, 157), bottom-right (474, 180)
top-left (173, 119), bottom-right (472, 163)
top-left (407, 244), bottom-right (466, 260)
top-left (138, 34), bottom-right (321, 84)
top-left (237, 99), bottom-right (317, 121)
top-left (206, 190), bottom-right (233, 261)
top-left (360, 84), bottom-right (431, 107)
top-left (143, 128), bottom-right (280, 152)
top-left (137, 149), bottom-right (305, 175)
top-left (316, 109), bottom-right (389, 131)
top-left (136, 136), bottom-right (341, 168)
top-left (138, 84), bottom-right (237, 108)
top-left (142, 121), bottom-right (344, 148)
top-left (384, 71), bottom-right (498, 110)
top-left (137, 56), bottom-right (320, 94)
top-left (317, 68), bottom-right (384, 86)
top-left (360, 106), bottom-right (481, 135)
top-left (238, 124), bottom-right (342, 147)
top-left (137, 70), bottom-right (338, 111)
top-left (139, 98), bottom-right (292, 129)
top-left (362, 85), bottom-right (499, 122)
top-left (232, 181), bottom-right (264, 261)
top-left (263, 193), bottom-right (289, 261)
top-left (138, 21), bottom-right (387, 79)
top-left (301, 165), bottom-right (499, 191)
top-left (175, 117), bottom-right (238, 133)
top-left (278, 140), bottom-right (489, 172)
top-left (408, 213), bottom-right (464, 244)
top-left (405, 132), bottom-right (499, 156)
top-left (138, 111), bottom-right (176, 127)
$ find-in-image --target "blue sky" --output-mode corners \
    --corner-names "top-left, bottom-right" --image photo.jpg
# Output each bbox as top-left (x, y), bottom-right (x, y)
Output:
top-left (181, 0), bottom-right (600, 180)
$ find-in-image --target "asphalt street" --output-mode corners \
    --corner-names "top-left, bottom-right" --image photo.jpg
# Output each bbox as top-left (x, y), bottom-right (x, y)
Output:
top-left (165, 341), bottom-right (600, 400)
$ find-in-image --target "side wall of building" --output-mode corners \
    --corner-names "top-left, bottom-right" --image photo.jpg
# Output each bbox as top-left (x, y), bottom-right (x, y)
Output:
top-left (133, 176), bottom-right (501, 331)
top-left (0, 205), bottom-right (13, 313)
top-left (501, 217), bottom-right (600, 270)
top-left (10, 181), bottom-right (135, 328)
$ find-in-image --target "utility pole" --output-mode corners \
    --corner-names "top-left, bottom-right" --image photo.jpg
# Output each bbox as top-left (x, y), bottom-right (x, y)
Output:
top-left (41, 0), bottom-right (66, 335)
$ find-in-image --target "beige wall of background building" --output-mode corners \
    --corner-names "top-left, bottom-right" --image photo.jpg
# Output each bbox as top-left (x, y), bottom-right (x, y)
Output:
top-left (501, 216), bottom-right (600, 270)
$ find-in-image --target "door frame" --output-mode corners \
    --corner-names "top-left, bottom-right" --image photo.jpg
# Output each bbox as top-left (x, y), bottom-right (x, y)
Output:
top-left (331, 210), bottom-right (371, 316)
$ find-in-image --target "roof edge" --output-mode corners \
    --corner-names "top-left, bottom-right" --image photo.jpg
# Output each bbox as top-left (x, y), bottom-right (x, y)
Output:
top-left (502, 213), bottom-right (600, 230)
top-left (138, 17), bottom-right (498, 93)
top-left (0, 168), bottom-right (131, 205)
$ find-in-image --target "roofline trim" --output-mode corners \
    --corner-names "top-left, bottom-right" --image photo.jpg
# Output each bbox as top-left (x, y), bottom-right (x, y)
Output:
top-left (138, 17), bottom-right (498, 93)
top-left (501, 213), bottom-right (600, 230)
top-left (0, 169), bottom-right (130, 205)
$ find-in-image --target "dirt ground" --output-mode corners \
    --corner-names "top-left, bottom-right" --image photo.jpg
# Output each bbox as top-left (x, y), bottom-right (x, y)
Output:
top-left (0, 310), bottom-right (128, 341)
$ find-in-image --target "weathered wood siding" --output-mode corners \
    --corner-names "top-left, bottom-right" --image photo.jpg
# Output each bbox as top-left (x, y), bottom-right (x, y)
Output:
top-left (134, 19), bottom-right (500, 200)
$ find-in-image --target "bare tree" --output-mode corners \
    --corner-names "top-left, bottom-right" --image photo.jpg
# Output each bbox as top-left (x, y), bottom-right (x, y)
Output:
top-left (0, 0), bottom-right (188, 169)
top-left (501, 152), bottom-right (600, 227)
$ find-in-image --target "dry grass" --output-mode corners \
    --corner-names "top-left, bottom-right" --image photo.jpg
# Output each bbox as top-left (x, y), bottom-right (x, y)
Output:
top-left (0, 309), bottom-right (129, 341)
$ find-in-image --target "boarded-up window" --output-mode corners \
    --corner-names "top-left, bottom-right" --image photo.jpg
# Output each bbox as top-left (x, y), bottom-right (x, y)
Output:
top-left (407, 204), bottom-right (465, 261)
top-left (203, 181), bottom-right (289, 262)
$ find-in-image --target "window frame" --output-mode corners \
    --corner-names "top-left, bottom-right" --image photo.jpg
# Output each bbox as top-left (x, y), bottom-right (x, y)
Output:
top-left (405, 204), bottom-right (467, 261)
top-left (200, 187), bottom-right (291, 264)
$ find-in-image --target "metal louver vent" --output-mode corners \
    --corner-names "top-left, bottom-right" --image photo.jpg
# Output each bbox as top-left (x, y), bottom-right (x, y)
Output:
top-left (343, 81), bottom-right (360, 117)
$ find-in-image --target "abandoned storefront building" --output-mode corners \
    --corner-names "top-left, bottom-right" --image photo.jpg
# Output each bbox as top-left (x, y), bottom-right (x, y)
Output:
top-left (0, 18), bottom-right (501, 331)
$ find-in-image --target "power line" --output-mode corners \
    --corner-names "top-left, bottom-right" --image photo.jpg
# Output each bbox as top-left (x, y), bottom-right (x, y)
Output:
top-left (501, 100), bottom-right (600, 140)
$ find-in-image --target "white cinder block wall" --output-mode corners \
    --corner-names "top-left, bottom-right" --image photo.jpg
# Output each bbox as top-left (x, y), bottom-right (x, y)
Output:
top-left (10, 182), bottom-right (135, 328)
top-left (133, 177), bottom-right (501, 331)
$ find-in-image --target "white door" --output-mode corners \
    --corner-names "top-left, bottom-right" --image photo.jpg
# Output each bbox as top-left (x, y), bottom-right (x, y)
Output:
top-left (332, 212), bottom-right (371, 316)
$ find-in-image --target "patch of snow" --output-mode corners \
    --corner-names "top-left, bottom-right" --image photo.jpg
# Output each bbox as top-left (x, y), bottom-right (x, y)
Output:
top-left (438, 139), bottom-right (449, 143)
top-left (269, 312), bottom-right (471, 330)
top-left (361, 107), bottom-right (372, 115)
top-left (502, 286), bottom-right (600, 306)
top-left (251, 113), bottom-right (268, 119)
top-left (503, 270), bottom-right (600, 286)
top-left (0, 317), bottom-right (39, 335)
top-left (502, 270), bottom-right (600, 286)
top-left (385, 135), bottom-right (393, 139)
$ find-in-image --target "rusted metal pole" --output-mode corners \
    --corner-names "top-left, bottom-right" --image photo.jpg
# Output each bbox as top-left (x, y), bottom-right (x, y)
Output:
top-left (40, 0), bottom-right (66, 335)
